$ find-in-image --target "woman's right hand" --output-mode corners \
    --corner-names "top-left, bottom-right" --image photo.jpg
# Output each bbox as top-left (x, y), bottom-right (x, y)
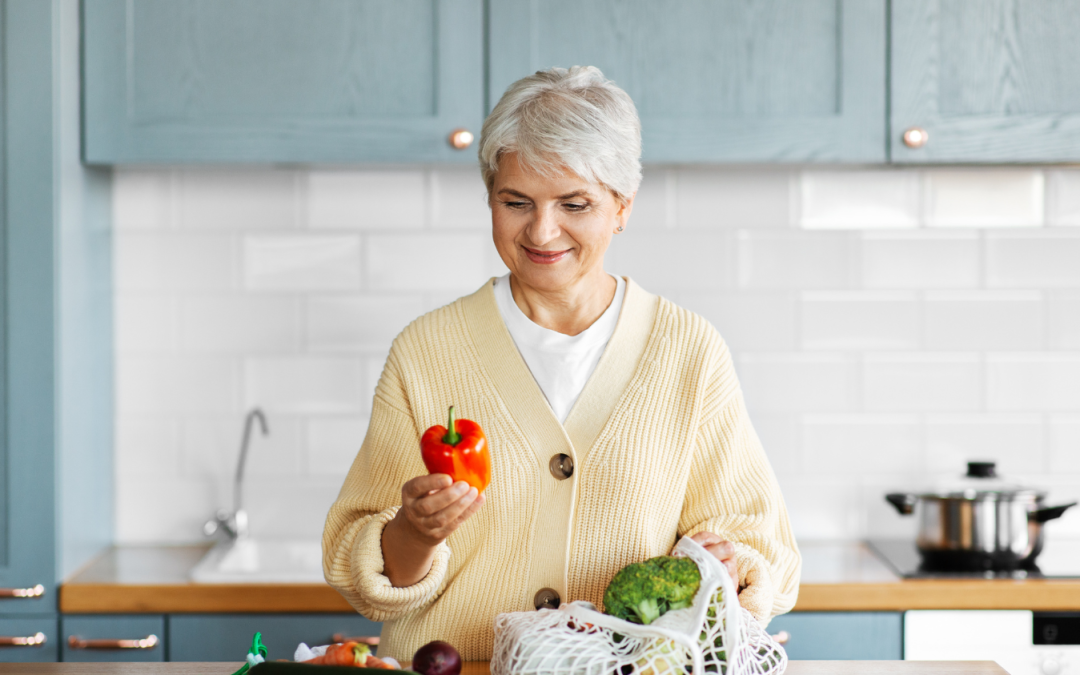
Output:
top-left (382, 474), bottom-right (485, 587)
top-left (397, 473), bottom-right (485, 546)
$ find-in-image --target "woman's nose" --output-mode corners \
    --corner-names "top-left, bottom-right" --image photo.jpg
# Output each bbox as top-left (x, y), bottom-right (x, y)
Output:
top-left (527, 206), bottom-right (561, 245)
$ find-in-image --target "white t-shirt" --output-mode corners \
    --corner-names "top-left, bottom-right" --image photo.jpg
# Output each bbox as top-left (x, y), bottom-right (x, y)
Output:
top-left (493, 273), bottom-right (626, 423)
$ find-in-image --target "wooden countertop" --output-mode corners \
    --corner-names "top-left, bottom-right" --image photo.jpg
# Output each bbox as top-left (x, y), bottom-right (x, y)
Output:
top-left (0, 662), bottom-right (1009, 674)
top-left (59, 541), bottom-right (1080, 614)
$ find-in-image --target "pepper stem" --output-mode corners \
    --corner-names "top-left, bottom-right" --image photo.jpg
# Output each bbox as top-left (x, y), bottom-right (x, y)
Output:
top-left (442, 405), bottom-right (461, 446)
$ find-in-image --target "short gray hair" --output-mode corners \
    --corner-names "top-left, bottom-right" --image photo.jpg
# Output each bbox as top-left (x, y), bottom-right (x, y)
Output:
top-left (479, 66), bottom-right (642, 203)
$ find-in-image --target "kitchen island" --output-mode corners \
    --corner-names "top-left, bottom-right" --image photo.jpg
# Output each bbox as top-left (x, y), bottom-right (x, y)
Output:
top-left (0, 662), bottom-right (1011, 674)
top-left (59, 542), bottom-right (1080, 614)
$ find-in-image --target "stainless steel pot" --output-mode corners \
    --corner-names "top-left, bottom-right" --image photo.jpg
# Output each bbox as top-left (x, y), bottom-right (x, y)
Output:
top-left (886, 462), bottom-right (1076, 571)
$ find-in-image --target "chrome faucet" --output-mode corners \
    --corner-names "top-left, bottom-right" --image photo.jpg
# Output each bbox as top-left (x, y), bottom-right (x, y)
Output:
top-left (203, 408), bottom-right (269, 540)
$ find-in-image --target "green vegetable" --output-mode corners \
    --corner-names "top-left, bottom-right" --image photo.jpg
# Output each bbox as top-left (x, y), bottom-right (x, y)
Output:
top-left (602, 556), bottom-right (702, 625)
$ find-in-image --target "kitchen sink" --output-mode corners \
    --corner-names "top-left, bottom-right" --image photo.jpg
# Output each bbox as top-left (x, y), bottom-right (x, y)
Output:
top-left (190, 538), bottom-right (325, 583)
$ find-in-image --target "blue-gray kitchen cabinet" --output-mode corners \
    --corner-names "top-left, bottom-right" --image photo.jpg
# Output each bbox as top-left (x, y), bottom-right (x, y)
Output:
top-left (81, 0), bottom-right (484, 164)
top-left (168, 614), bottom-right (382, 662)
top-left (768, 612), bottom-right (903, 660)
top-left (488, 0), bottom-right (887, 163)
top-left (891, 0), bottom-right (1080, 162)
top-left (0, 0), bottom-right (113, 660)
top-left (61, 615), bottom-right (165, 662)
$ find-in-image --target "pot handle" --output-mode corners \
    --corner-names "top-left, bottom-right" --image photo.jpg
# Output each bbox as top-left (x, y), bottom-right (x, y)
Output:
top-left (886, 493), bottom-right (917, 515)
top-left (1030, 502), bottom-right (1078, 524)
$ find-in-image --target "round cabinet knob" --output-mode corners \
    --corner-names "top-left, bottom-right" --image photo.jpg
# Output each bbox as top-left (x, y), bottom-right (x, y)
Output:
top-left (534, 588), bottom-right (560, 610)
top-left (902, 127), bottom-right (929, 149)
top-left (549, 453), bottom-right (574, 480)
top-left (1040, 658), bottom-right (1061, 675)
top-left (448, 128), bottom-right (474, 150)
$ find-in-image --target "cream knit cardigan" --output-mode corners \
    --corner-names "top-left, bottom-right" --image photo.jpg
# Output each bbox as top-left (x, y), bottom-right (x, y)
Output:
top-left (323, 278), bottom-right (801, 661)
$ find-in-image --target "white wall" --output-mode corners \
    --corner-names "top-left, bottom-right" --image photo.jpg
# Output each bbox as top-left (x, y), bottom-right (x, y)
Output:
top-left (112, 165), bottom-right (1080, 544)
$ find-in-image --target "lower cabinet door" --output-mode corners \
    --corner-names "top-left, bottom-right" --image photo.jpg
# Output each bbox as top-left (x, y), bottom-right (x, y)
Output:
top-left (767, 612), bottom-right (902, 660)
top-left (61, 615), bottom-right (165, 662)
top-left (168, 614), bottom-right (382, 662)
top-left (0, 616), bottom-right (59, 662)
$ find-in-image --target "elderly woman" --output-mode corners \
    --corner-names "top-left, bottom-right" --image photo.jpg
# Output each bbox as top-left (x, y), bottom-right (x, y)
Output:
top-left (323, 66), bottom-right (800, 661)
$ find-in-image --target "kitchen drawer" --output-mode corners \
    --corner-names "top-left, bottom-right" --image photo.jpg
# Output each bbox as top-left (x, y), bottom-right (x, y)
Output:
top-left (61, 615), bottom-right (165, 662)
top-left (168, 613), bottom-right (381, 662)
top-left (768, 611), bottom-right (902, 660)
top-left (0, 616), bottom-right (59, 662)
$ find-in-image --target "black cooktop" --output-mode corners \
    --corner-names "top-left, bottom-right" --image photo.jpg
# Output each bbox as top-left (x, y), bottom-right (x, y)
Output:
top-left (867, 539), bottom-right (1080, 579)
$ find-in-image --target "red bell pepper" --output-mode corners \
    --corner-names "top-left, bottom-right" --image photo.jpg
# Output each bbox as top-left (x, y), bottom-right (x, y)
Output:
top-left (421, 406), bottom-right (491, 493)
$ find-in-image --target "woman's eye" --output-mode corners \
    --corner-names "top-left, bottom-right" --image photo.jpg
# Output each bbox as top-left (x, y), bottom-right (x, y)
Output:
top-left (503, 201), bottom-right (529, 209)
top-left (564, 202), bottom-right (588, 211)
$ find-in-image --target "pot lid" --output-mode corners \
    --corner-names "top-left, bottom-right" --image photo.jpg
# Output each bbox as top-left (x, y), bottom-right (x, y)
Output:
top-left (919, 461), bottom-right (1045, 500)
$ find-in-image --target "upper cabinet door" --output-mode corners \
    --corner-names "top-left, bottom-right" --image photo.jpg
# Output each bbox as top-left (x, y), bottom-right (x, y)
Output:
top-left (489, 0), bottom-right (887, 163)
top-left (892, 0), bottom-right (1080, 163)
top-left (82, 0), bottom-right (484, 164)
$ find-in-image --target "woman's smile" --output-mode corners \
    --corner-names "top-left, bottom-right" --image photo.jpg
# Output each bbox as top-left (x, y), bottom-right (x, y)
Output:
top-left (522, 246), bottom-right (571, 265)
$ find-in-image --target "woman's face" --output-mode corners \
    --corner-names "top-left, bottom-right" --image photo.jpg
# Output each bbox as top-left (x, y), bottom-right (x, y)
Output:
top-left (490, 153), bottom-right (633, 295)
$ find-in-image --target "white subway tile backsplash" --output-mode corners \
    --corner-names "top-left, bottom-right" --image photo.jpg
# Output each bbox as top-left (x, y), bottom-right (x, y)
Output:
top-left (113, 170), bottom-right (172, 229)
top-left (749, 413), bottom-right (800, 473)
top-left (308, 170), bottom-right (425, 230)
top-left (923, 291), bottom-right (1043, 350)
top-left (925, 169), bottom-right (1044, 228)
top-left (307, 295), bottom-right (425, 352)
top-left (115, 478), bottom-right (218, 544)
top-left (1046, 170), bottom-right (1080, 226)
top-left (799, 170), bottom-right (919, 229)
top-left (181, 295), bottom-right (302, 354)
top-left (178, 169), bottom-right (299, 230)
top-left (180, 414), bottom-right (303, 478)
top-left (244, 235), bottom-right (362, 291)
top-left (115, 294), bottom-right (177, 353)
top-left (679, 291), bottom-right (797, 352)
top-left (117, 356), bottom-right (239, 415)
top-left (987, 354), bottom-right (1080, 411)
top-left (987, 232), bottom-right (1080, 288)
top-left (367, 234), bottom-right (492, 291)
top-left (861, 232), bottom-right (980, 289)
top-left (626, 170), bottom-right (671, 230)
top-left (676, 168), bottom-right (790, 229)
top-left (1048, 291), bottom-right (1080, 349)
top-left (738, 231), bottom-right (858, 289)
top-left (802, 414), bottom-right (922, 474)
top-left (115, 233), bottom-right (238, 292)
top-left (245, 357), bottom-right (365, 415)
top-left (863, 354), bottom-right (981, 412)
top-left (307, 416), bottom-right (368, 478)
top-left (1049, 416), bottom-right (1080, 473)
top-left (801, 292), bottom-right (920, 350)
top-left (925, 414), bottom-right (1045, 475)
top-left (431, 168), bottom-right (489, 229)
top-left (115, 415), bottom-right (181, 476)
top-left (609, 232), bottom-right (733, 293)
top-left (737, 354), bottom-right (859, 413)
top-left (109, 165), bottom-right (1080, 544)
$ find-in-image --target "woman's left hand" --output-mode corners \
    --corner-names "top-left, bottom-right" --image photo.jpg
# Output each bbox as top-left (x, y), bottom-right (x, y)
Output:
top-left (684, 532), bottom-right (740, 591)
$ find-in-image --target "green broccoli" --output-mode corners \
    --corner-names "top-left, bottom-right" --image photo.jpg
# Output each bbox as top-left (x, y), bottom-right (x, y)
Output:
top-left (602, 556), bottom-right (702, 625)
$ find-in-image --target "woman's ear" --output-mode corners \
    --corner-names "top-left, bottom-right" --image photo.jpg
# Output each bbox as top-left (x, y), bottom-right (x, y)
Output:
top-left (614, 191), bottom-right (636, 233)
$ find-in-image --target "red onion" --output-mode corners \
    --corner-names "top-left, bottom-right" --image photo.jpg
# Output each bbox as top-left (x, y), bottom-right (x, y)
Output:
top-left (411, 640), bottom-right (461, 675)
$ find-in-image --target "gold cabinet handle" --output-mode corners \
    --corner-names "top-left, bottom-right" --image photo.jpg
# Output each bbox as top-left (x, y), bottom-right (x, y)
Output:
top-left (68, 634), bottom-right (159, 650)
top-left (331, 633), bottom-right (380, 646)
top-left (771, 630), bottom-right (790, 645)
top-left (0, 632), bottom-right (47, 647)
top-left (902, 127), bottom-right (929, 148)
top-left (0, 584), bottom-right (45, 598)
top-left (448, 128), bottom-right (474, 150)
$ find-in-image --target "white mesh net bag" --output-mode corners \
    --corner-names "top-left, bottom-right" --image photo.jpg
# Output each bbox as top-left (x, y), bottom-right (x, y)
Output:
top-left (491, 537), bottom-right (786, 675)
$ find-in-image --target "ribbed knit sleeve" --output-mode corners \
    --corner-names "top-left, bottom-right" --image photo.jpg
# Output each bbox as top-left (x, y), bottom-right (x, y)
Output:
top-left (679, 355), bottom-right (801, 624)
top-left (322, 356), bottom-right (451, 622)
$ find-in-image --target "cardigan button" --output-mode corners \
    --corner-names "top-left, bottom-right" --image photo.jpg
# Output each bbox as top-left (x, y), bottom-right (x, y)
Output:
top-left (534, 588), bottom-right (560, 610)
top-left (549, 454), bottom-right (574, 480)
